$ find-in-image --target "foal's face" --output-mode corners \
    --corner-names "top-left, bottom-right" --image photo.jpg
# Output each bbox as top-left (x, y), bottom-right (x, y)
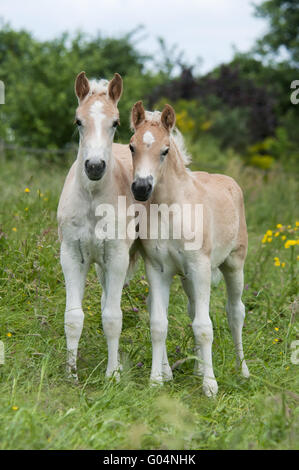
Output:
top-left (130, 102), bottom-right (176, 201)
top-left (75, 72), bottom-right (122, 181)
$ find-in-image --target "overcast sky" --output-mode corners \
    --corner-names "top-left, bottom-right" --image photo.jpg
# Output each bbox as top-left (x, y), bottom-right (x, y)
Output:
top-left (0, 0), bottom-right (267, 73)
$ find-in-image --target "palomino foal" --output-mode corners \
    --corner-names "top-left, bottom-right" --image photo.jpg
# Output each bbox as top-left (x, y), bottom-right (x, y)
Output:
top-left (58, 72), bottom-right (135, 381)
top-left (129, 101), bottom-right (250, 397)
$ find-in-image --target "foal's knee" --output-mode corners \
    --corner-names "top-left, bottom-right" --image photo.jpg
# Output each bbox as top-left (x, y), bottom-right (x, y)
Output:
top-left (192, 320), bottom-right (213, 344)
top-left (151, 317), bottom-right (168, 342)
top-left (102, 307), bottom-right (122, 337)
top-left (65, 308), bottom-right (84, 338)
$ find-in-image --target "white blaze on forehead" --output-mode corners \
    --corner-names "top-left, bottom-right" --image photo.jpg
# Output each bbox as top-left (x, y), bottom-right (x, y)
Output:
top-left (89, 100), bottom-right (105, 144)
top-left (143, 131), bottom-right (155, 147)
top-left (90, 100), bottom-right (104, 121)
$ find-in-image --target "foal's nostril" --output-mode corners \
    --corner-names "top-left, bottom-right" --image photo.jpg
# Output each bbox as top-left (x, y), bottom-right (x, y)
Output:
top-left (84, 159), bottom-right (106, 180)
top-left (131, 177), bottom-right (153, 201)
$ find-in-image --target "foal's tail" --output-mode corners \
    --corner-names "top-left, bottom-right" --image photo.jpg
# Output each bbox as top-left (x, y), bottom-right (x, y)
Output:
top-left (125, 240), bottom-right (141, 284)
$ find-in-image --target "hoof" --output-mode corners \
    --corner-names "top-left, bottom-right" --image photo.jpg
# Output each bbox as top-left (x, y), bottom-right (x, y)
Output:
top-left (150, 375), bottom-right (164, 387)
top-left (106, 368), bottom-right (121, 382)
top-left (203, 377), bottom-right (218, 397)
top-left (66, 365), bottom-right (78, 383)
top-left (241, 361), bottom-right (250, 379)
top-left (162, 365), bottom-right (173, 382)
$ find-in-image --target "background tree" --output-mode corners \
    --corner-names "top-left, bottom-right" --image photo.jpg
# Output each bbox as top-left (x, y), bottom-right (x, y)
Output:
top-left (254, 0), bottom-right (299, 65)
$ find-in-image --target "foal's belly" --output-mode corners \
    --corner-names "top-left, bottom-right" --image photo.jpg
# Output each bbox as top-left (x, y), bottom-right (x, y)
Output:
top-left (142, 237), bottom-right (236, 278)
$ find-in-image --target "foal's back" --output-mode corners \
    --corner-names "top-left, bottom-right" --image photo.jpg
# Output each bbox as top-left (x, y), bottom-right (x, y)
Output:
top-left (192, 170), bottom-right (248, 266)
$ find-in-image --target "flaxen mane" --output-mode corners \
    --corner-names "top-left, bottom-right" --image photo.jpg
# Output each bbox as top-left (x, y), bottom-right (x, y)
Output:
top-left (144, 110), bottom-right (192, 166)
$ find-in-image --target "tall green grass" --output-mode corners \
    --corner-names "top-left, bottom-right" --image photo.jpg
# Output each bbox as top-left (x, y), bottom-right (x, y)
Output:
top-left (0, 151), bottom-right (298, 449)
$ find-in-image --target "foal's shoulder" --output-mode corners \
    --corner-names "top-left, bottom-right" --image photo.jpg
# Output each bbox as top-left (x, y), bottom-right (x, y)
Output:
top-left (112, 143), bottom-right (131, 164)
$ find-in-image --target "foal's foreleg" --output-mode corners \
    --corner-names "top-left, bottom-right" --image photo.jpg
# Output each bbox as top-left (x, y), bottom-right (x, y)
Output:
top-left (190, 258), bottom-right (218, 397)
top-left (181, 277), bottom-right (204, 376)
top-left (61, 242), bottom-right (89, 381)
top-left (146, 264), bottom-right (172, 384)
top-left (102, 249), bottom-right (129, 380)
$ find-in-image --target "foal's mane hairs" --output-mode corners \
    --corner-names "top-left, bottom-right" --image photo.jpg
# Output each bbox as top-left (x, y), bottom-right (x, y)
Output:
top-left (144, 110), bottom-right (192, 166)
top-left (88, 79), bottom-right (109, 96)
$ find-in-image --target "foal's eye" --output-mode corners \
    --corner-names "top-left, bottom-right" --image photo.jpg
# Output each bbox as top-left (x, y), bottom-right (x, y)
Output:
top-left (129, 144), bottom-right (135, 154)
top-left (112, 119), bottom-right (119, 128)
top-left (75, 119), bottom-right (82, 127)
top-left (161, 148), bottom-right (169, 156)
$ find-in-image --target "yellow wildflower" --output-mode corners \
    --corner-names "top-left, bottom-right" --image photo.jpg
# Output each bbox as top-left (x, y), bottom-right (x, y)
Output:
top-left (281, 235), bottom-right (286, 240)
top-left (267, 237), bottom-right (272, 243)
top-left (24, 188), bottom-right (30, 193)
top-left (24, 207), bottom-right (29, 211)
top-left (274, 327), bottom-right (279, 331)
top-left (274, 260), bottom-right (280, 266)
top-left (276, 224), bottom-right (282, 229)
top-left (266, 230), bottom-right (272, 236)
top-left (12, 406), bottom-right (19, 411)
top-left (285, 240), bottom-right (297, 248)
top-left (7, 332), bottom-right (12, 337)
top-left (296, 221), bottom-right (299, 227)
top-left (274, 232), bottom-right (279, 237)
top-left (281, 262), bottom-right (285, 267)
top-left (12, 227), bottom-right (17, 232)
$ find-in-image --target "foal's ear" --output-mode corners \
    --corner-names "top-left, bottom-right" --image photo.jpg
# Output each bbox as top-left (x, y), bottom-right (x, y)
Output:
top-left (75, 71), bottom-right (90, 102)
top-left (161, 104), bottom-right (176, 132)
top-left (108, 73), bottom-right (123, 104)
top-left (131, 101), bottom-right (145, 129)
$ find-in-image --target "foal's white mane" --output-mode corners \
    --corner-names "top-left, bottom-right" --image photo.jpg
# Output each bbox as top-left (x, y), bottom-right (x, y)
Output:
top-left (88, 78), bottom-right (109, 96)
top-left (144, 110), bottom-right (191, 166)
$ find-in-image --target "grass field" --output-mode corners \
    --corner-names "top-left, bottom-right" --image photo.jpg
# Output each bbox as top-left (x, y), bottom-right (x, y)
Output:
top-left (0, 151), bottom-right (298, 450)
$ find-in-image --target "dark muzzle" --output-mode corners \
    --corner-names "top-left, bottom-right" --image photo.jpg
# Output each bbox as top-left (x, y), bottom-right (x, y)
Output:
top-left (85, 159), bottom-right (106, 181)
top-left (131, 176), bottom-right (153, 201)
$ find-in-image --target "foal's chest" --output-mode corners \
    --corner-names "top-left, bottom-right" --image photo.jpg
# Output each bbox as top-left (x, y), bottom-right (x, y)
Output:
top-left (143, 239), bottom-right (188, 277)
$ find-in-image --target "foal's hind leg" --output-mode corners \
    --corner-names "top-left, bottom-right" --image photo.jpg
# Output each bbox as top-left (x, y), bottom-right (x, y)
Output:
top-left (220, 255), bottom-right (250, 378)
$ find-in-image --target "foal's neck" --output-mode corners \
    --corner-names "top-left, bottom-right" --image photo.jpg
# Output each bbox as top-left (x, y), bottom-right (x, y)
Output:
top-left (154, 142), bottom-right (189, 203)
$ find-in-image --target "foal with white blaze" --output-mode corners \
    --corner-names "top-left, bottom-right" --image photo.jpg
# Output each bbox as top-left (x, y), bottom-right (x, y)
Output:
top-left (58, 72), bottom-right (135, 380)
top-left (130, 101), bottom-right (250, 397)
